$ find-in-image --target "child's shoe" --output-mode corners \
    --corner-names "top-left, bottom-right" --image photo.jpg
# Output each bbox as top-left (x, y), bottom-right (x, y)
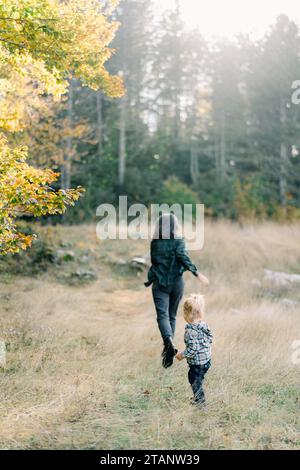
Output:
top-left (190, 397), bottom-right (206, 407)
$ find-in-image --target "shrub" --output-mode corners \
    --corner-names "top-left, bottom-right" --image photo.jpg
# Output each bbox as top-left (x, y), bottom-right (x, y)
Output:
top-left (0, 225), bottom-right (56, 275)
top-left (233, 177), bottom-right (267, 221)
top-left (160, 176), bottom-right (199, 208)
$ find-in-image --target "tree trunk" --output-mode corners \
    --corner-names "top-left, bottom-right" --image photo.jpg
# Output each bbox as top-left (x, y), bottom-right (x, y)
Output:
top-left (279, 100), bottom-right (288, 207)
top-left (220, 109), bottom-right (226, 182)
top-left (190, 135), bottom-right (199, 185)
top-left (61, 78), bottom-right (73, 191)
top-left (215, 110), bottom-right (226, 184)
top-left (173, 0), bottom-right (181, 146)
top-left (118, 96), bottom-right (126, 191)
top-left (96, 91), bottom-right (103, 159)
top-left (214, 126), bottom-right (219, 181)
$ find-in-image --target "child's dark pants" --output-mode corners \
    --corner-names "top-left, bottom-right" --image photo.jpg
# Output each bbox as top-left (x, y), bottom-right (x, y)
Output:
top-left (152, 276), bottom-right (184, 341)
top-left (188, 360), bottom-right (211, 403)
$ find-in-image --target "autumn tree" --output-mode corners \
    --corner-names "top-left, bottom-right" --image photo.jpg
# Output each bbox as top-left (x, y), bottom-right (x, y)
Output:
top-left (0, 0), bottom-right (123, 254)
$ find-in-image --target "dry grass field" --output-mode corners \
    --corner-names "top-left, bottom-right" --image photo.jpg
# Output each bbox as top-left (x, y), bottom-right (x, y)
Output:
top-left (0, 221), bottom-right (300, 449)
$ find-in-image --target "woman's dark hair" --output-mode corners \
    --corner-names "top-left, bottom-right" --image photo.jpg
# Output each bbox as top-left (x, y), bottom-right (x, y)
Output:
top-left (152, 213), bottom-right (180, 239)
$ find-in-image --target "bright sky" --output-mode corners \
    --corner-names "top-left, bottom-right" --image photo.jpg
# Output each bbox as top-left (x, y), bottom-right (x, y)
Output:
top-left (156, 0), bottom-right (300, 38)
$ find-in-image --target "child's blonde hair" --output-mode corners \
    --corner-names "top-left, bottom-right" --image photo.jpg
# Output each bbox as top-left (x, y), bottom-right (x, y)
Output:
top-left (183, 294), bottom-right (205, 323)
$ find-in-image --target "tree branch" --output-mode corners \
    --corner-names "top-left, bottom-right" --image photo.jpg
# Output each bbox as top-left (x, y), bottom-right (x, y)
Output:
top-left (0, 37), bottom-right (25, 48)
top-left (0, 17), bottom-right (57, 22)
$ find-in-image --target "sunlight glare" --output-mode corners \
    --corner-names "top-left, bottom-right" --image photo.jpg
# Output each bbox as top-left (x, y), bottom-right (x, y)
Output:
top-left (157, 0), bottom-right (300, 37)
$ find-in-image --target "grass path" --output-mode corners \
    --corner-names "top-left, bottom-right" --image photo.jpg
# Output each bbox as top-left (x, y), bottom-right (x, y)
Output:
top-left (0, 222), bottom-right (300, 449)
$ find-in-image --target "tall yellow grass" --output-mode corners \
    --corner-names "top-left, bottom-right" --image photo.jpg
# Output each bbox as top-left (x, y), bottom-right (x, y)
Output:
top-left (0, 221), bottom-right (299, 449)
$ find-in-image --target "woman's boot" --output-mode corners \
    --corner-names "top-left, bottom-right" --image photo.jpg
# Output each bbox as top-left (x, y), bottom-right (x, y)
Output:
top-left (162, 337), bottom-right (177, 368)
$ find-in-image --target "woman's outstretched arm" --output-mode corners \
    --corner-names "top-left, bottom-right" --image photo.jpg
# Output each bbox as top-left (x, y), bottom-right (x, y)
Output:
top-left (176, 239), bottom-right (210, 286)
top-left (175, 238), bottom-right (198, 275)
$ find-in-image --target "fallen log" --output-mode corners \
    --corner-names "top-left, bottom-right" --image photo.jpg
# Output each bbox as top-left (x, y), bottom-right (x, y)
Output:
top-left (280, 298), bottom-right (300, 307)
top-left (263, 269), bottom-right (300, 287)
top-left (130, 256), bottom-right (150, 271)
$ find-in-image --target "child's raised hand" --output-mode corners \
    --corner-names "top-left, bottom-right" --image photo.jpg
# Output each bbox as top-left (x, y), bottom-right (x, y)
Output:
top-left (197, 273), bottom-right (210, 287)
top-left (175, 352), bottom-right (184, 361)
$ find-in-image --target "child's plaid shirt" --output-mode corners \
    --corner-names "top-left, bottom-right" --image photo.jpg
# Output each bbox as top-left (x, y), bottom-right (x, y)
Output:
top-left (182, 321), bottom-right (213, 365)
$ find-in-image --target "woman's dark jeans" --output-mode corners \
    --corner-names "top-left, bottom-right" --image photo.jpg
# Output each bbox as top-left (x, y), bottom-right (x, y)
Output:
top-left (152, 276), bottom-right (184, 341)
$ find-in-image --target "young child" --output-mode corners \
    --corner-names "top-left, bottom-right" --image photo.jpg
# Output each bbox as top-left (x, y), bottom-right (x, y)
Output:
top-left (175, 294), bottom-right (212, 405)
